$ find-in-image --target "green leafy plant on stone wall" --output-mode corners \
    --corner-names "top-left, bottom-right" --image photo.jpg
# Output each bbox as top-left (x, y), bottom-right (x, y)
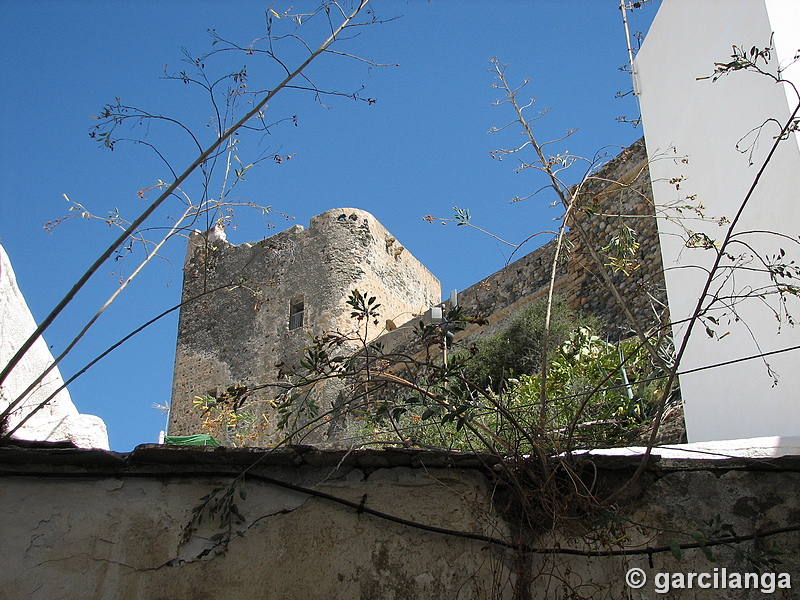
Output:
top-left (500, 328), bottom-right (665, 450)
top-left (322, 292), bottom-right (670, 455)
top-left (450, 297), bottom-right (598, 396)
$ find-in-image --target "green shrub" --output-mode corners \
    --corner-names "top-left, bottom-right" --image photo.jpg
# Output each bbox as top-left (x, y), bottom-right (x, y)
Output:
top-left (503, 329), bottom-right (663, 448)
top-left (452, 295), bottom-right (599, 394)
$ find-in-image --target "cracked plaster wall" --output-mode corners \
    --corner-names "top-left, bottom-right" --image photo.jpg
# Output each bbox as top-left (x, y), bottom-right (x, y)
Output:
top-left (526, 466), bottom-right (800, 599)
top-left (1, 449), bottom-right (799, 600)
top-left (1, 461), bottom-right (512, 600)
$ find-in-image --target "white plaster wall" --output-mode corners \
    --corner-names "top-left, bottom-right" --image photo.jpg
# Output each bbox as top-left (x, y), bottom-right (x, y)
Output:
top-left (3, 449), bottom-right (800, 600)
top-left (766, 2), bottom-right (800, 123)
top-left (635, 0), bottom-right (800, 441)
top-left (0, 464), bottom-right (513, 600)
top-left (0, 244), bottom-right (108, 448)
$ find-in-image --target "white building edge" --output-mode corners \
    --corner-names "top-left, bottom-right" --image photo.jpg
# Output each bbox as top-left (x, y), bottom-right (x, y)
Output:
top-left (0, 244), bottom-right (109, 449)
top-left (636, 0), bottom-right (800, 442)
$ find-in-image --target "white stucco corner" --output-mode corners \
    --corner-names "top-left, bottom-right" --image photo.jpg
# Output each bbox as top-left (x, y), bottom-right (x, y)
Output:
top-left (0, 244), bottom-right (109, 449)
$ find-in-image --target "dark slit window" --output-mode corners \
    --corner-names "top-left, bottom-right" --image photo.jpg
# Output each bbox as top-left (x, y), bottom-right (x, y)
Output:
top-left (289, 297), bottom-right (304, 330)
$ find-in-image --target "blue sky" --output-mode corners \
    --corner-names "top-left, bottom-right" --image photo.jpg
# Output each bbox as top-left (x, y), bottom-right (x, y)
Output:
top-left (0, 1), bottom-right (660, 451)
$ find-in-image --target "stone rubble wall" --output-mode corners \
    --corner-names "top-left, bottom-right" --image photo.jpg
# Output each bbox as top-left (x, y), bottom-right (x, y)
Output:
top-left (565, 138), bottom-right (666, 336)
top-left (455, 138), bottom-right (666, 343)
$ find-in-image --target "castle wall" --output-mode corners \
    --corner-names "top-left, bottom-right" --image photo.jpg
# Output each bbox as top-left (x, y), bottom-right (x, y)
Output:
top-left (455, 138), bottom-right (665, 345)
top-left (170, 141), bottom-right (665, 445)
top-left (169, 209), bottom-right (440, 442)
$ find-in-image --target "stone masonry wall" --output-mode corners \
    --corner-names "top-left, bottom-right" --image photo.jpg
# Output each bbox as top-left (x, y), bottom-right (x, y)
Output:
top-left (455, 138), bottom-right (665, 343)
top-left (169, 208), bottom-right (440, 441)
top-left (566, 138), bottom-right (665, 336)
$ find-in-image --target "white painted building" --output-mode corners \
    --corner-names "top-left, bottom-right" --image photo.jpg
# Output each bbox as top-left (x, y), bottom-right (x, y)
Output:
top-left (635, 0), bottom-right (800, 441)
top-left (0, 244), bottom-right (108, 449)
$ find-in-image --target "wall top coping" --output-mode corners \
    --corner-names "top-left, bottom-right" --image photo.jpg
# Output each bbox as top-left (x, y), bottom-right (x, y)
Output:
top-left (1, 439), bottom-right (798, 476)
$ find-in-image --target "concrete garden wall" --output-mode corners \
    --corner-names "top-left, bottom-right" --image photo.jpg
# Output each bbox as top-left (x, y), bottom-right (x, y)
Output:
top-left (2, 443), bottom-right (797, 599)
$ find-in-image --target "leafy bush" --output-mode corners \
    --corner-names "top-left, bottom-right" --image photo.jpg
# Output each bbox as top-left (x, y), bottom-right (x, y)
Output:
top-left (382, 298), bottom-right (670, 452)
top-left (502, 328), bottom-right (665, 448)
top-left (192, 385), bottom-right (271, 446)
top-left (451, 295), bottom-right (599, 394)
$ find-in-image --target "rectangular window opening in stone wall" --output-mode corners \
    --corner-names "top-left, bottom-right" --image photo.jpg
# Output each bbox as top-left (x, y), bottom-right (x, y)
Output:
top-left (289, 296), bottom-right (304, 330)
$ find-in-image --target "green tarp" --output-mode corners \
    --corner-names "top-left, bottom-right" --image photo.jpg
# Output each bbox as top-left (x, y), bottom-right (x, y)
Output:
top-left (163, 434), bottom-right (220, 446)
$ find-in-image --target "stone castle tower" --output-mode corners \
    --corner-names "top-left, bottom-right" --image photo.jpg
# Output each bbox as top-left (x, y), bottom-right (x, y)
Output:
top-left (168, 208), bottom-right (441, 440)
top-left (169, 141), bottom-right (669, 445)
